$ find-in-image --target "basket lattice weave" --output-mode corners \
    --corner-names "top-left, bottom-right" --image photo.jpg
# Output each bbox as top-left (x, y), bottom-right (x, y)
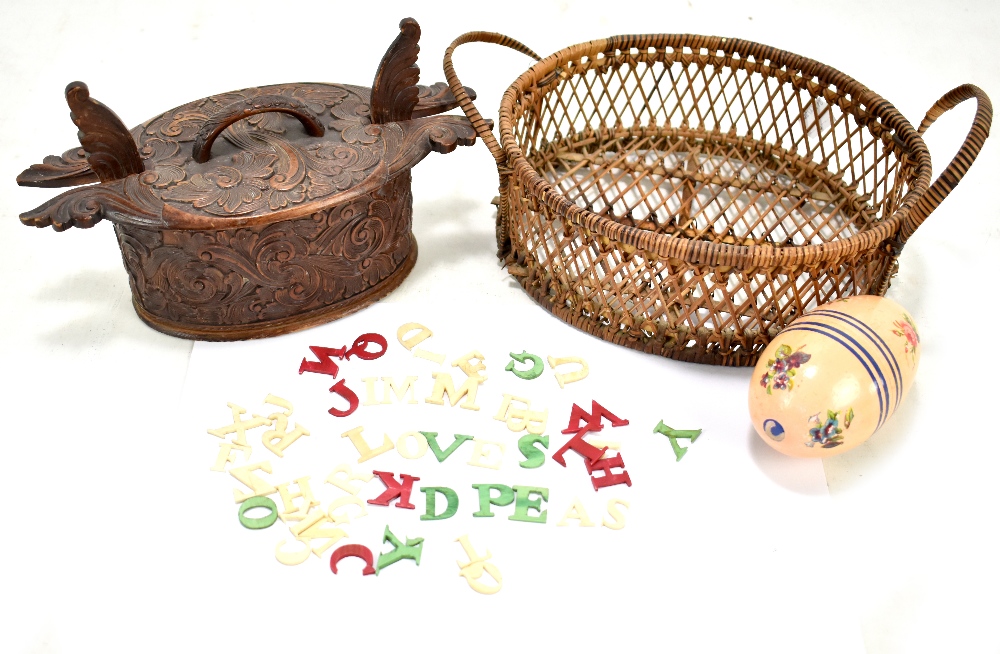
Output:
top-left (445, 32), bottom-right (990, 365)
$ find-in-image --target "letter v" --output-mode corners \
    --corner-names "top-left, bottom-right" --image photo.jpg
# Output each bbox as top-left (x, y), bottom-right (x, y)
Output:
top-left (421, 432), bottom-right (474, 463)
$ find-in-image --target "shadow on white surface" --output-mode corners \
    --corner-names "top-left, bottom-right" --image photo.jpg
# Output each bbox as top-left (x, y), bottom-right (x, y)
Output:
top-left (747, 425), bottom-right (830, 496)
top-left (822, 384), bottom-right (922, 491)
top-left (28, 266), bottom-right (182, 349)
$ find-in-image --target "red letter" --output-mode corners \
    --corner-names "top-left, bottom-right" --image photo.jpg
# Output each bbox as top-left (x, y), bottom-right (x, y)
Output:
top-left (327, 379), bottom-right (360, 418)
top-left (553, 401), bottom-right (631, 467)
top-left (329, 544), bottom-right (376, 576)
top-left (299, 346), bottom-right (344, 378)
top-left (552, 432), bottom-right (608, 467)
top-left (367, 471), bottom-right (421, 509)
top-left (561, 401), bottom-right (629, 435)
top-left (345, 333), bottom-right (388, 361)
top-left (585, 453), bottom-right (632, 490)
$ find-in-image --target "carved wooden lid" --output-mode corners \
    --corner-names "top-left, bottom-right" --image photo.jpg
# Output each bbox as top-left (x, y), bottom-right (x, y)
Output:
top-left (137, 82), bottom-right (474, 227)
top-left (18, 18), bottom-right (478, 232)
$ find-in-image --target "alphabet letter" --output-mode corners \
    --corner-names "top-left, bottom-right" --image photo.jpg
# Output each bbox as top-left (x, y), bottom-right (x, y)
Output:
top-left (376, 526), bottom-right (424, 573)
top-left (341, 426), bottom-right (394, 464)
top-left (547, 355), bottom-right (589, 388)
top-left (472, 483), bottom-right (515, 517)
top-left (510, 485), bottom-right (548, 524)
top-left (505, 350), bottom-right (543, 380)
top-left (397, 322), bottom-right (446, 364)
top-left (423, 431), bottom-right (474, 463)
top-left (517, 434), bottom-right (549, 469)
top-left (421, 486), bottom-right (459, 521)
top-left (330, 544), bottom-right (376, 576)
top-left (585, 453), bottom-right (632, 490)
top-left (425, 372), bottom-right (481, 411)
top-left (367, 471), bottom-right (421, 510)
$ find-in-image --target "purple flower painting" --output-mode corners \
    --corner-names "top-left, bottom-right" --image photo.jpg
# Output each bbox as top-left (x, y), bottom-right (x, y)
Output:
top-left (760, 344), bottom-right (811, 394)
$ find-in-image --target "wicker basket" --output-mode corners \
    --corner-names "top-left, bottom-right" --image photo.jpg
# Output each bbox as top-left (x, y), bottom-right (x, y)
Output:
top-left (444, 32), bottom-right (991, 365)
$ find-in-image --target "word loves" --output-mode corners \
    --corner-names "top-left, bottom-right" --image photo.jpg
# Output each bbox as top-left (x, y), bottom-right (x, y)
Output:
top-left (338, 399), bottom-right (633, 492)
top-left (299, 332), bottom-right (388, 418)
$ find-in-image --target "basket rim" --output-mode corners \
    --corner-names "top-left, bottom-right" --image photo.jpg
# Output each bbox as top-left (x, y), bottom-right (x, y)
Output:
top-left (495, 33), bottom-right (935, 268)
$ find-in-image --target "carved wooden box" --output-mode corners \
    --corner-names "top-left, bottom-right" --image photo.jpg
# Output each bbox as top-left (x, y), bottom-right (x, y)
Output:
top-left (17, 19), bottom-right (477, 340)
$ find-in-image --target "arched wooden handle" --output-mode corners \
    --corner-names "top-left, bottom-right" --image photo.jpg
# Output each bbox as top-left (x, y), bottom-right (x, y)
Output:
top-left (443, 32), bottom-right (541, 165)
top-left (191, 96), bottom-right (325, 163)
top-left (900, 84), bottom-right (992, 242)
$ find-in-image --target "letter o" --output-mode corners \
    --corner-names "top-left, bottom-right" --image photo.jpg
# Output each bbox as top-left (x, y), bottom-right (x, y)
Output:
top-left (396, 431), bottom-right (429, 459)
top-left (238, 496), bottom-right (279, 530)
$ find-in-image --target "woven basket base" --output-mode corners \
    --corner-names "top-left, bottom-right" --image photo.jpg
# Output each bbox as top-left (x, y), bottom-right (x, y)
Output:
top-left (516, 266), bottom-right (764, 367)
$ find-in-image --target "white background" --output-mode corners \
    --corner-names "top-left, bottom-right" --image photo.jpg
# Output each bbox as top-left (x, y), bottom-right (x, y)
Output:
top-left (1, 0), bottom-right (998, 652)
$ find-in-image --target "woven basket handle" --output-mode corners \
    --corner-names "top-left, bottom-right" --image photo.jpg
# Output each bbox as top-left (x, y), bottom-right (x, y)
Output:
top-left (900, 84), bottom-right (992, 243)
top-left (443, 32), bottom-right (542, 165)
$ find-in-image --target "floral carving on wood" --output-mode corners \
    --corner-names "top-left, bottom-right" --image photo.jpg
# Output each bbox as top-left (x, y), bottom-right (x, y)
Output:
top-left (162, 151), bottom-right (278, 214)
top-left (18, 81), bottom-right (476, 190)
top-left (138, 83), bottom-right (390, 217)
top-left (16, 146), bottom-right (99, 187)
top-left (116, 173), bottom-right (413, 327)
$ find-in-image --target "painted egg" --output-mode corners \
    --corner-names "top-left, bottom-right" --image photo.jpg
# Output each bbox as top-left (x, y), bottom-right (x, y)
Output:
top-left (748, 295), bottom-right (921, 457)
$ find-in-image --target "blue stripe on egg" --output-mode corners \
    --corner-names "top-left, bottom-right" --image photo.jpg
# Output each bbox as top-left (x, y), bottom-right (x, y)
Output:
top-left (811, 309), bottom-right (903, 409)
top-left (784, 323), bottom-right (889, 429)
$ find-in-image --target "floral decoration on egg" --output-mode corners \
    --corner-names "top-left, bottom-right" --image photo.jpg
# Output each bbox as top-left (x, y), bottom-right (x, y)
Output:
top-left (805, 408), bottom-right (854, 449)
top-left (891, 314), bottom-right (920, 363)
top-left (748, 295), bottom-right (920, 458)
top-left (759, 344), bottom-right (811, 394)
top-left (762, 419), bottom-right (785, 441)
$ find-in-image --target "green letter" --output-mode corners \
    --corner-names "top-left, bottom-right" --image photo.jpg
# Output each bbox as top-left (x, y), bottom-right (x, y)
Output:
top-left (420, 486), bottom-right (459, 521)
top-left (517, 434), bottom-right (549, 469)
top-left (238, 496), bottom-right (279, 530)
top-left (510, 485), bottom-right (548, 524)
top-left (505, 350), bottom-right (544, 380)
top-left (472, 483), bottom-right (515, 517)
top-left (652, 420), bottom-right (702, 462)
top-left (423, 431), bottom-right (474, 463)
top-left (376, 525), bottom-right (424, 574)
